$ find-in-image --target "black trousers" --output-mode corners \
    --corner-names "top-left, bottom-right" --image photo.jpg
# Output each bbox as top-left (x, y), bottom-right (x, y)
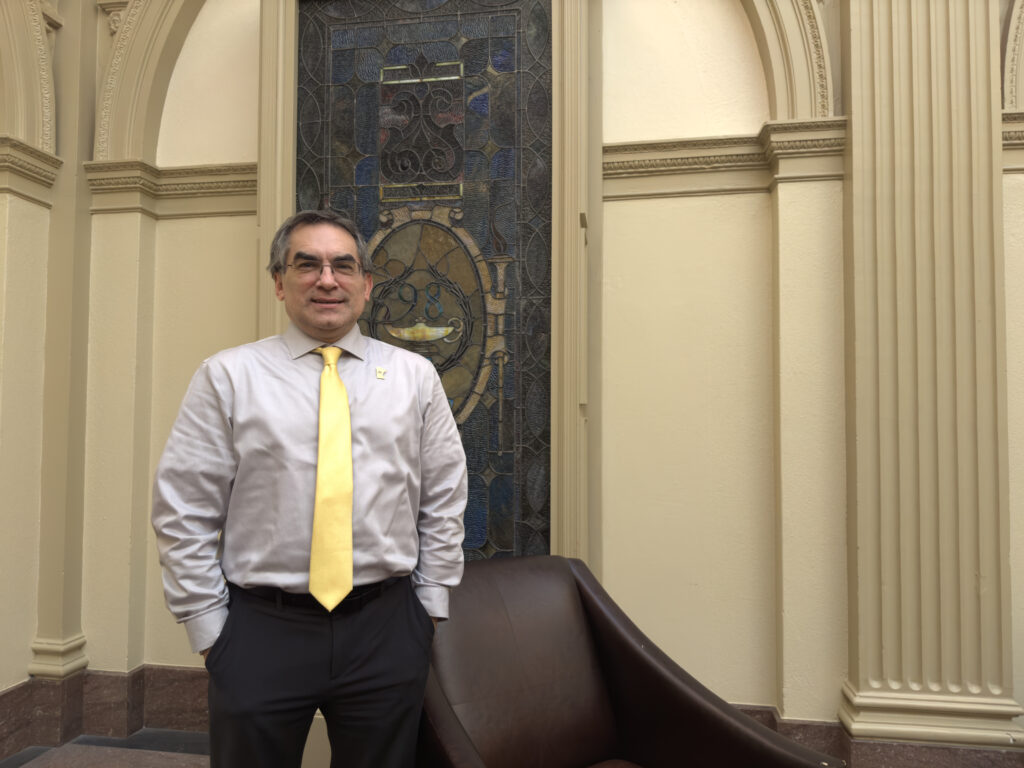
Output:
top-left (206, 577), bottom-right (434, 768)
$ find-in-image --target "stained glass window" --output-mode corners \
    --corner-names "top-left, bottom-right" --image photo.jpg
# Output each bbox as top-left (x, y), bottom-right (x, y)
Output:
top-left (298, 0), bottom-right (552, 559)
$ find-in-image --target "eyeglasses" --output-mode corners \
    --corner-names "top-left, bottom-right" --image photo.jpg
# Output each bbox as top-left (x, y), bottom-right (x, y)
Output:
top-left (286, 257), bottom-right (362, 279)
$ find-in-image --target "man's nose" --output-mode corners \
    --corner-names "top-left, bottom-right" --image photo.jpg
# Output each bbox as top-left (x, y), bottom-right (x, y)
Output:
top-left (316, 264), bottom-right (340, 287)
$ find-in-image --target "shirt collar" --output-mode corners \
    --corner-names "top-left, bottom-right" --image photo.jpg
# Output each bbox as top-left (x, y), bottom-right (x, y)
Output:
top-left (283, 323), bottom-right (368, 361)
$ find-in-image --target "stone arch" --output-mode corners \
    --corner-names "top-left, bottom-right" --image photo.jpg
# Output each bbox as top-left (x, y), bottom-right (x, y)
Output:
top-left (740, 0), bottom-right (834, 120)
top-left (1005, 0), bottom-right (1024, 109)
top-left (94, 0), bottom-right (206, 161)
top-left (0, 0), bottom-right (55, 152)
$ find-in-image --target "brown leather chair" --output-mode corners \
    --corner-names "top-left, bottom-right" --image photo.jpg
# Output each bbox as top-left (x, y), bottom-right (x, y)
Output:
top-left (417, 555), bottom-right (844, 768)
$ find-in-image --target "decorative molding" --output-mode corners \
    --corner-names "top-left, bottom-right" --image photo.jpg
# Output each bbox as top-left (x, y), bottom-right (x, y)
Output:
top-left (0, 134), bottom-right (63, 207)
top-left (28, 0), bottom-right (55, 152)
top-left (0, 0), bottom-right (57, 152)
top-left (94, 1), bottom-right (204, 162)
top-left (27, 634), bottom-right (88, 679)
top-left (1005, 0), bottom-right (1024, 109)
top-left (95, 0), bottom-right (143, 160)
top-left (97, 1), bottom-right (130, 35)
top-left (0, 135), bottom-right (63, 184)
top-left (84, 161), bottom-right (257, 217)
top-left (1002, 112), bottom-right (1024, 172)
top-left (550, 0), bottom-right (590, 560)
top-left (843, 0), bottom-right (1023, 746)
top-left (602, 121), bottom-right (846, 197)
top-left (740, 0), bottom-right (834, 120)
top-left (840, 683), bottom-right (1024, 746)
top-left (604, 134), bottom-right (764, 156)
top-left (797, 0), bottom-right (830, 117)
top-left (257, 0), bottom-right (298, 338)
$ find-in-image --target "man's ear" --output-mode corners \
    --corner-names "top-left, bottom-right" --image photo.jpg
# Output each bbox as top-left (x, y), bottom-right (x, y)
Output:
top-left (274, 272), bottom-right (285, 301)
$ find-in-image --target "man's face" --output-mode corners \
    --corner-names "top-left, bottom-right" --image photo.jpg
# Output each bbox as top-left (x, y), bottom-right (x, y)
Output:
top-left (274, 222), bottom-right (373, 343)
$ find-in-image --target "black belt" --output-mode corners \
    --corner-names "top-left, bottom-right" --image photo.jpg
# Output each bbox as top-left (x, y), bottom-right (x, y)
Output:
top-left (230, 576), bottom-right (403, 612)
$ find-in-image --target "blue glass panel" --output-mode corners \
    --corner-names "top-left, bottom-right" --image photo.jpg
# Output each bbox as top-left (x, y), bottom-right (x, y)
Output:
top-left (329, 187), bottom-right (354, 217)
top-left (490, 37), bottom-right (515, 73)
top-left (463, 151), bottom-right (489, 181)
top-left (390, 19), bottom-right (459, 43)
top-left (490, 148), bottom-right (514, 179)
top-left (356, 48), bottom-right (384, 82)
top-left (356, 185), bottom-right (379, 240)
top-left (332, 48), bottom-right (355, 84)
top-left (355, 157), bottom-right (379, 186)
top-left (487, 473), bottom-right (514, 550)
top-left (460, 16), bottom-right (488, 38)
top-left (489, 14), bottom-right (516, 36)
top-left (385, 44), bottom-right (420, 66)
top-left (394, 0), bottom-right (452, 11)
top-left (355, 84), bottom-right (379, 155)
top-left (356, 25), bottom-right (384, 47)
top-left (461, 38), bottom-right (488, 76)
top-left (461, 404), bottom-right (488, 473)
top-left (422, 41), bottom-right (459, 62)
top-left (463, 475), bottom-right (488, 549)
top-left (332, 28), bottom-right (356, 49)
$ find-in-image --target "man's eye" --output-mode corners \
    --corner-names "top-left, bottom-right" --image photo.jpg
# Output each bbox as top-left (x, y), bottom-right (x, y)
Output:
top-left (333, 261), bottom-right (356, 274)
top-left (296, 261), bottom-right (320, 273)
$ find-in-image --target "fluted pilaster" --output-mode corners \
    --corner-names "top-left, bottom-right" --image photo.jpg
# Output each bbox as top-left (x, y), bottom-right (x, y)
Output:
top-left (840, 0), bottom-right (1023, 745)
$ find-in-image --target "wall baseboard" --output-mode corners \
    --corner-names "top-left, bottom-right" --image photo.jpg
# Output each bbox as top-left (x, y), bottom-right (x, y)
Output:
top-left (2, 669), bottom-right (1022, 764)
top-left (737, 705), bottom-right (1024, 768)
top-left (0, 666), bottom-right (207, 760)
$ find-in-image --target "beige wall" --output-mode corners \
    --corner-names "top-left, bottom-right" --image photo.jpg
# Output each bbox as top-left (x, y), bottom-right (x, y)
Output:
top-left (601, 192), bottom-right (777, 705)
top-left (1004, 172), bottom-right (1024, 728)
top-left (0, 195), bottom-right (47, 691)
top-left (602, 0), bottom-right (769, 141)
top-left (144, 215), bottom-right (260, 667)
top-left (157, 0), bottom-right (259, 167)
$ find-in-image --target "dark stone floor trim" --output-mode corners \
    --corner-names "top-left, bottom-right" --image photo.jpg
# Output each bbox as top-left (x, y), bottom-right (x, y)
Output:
top-left (3, 669), bottom-right (1024, 765)
top-left (737, 704), bottom-right (1024, 768)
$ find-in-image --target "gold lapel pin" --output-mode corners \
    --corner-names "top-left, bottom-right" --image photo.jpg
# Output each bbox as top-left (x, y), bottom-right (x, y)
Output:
top-left (376, 367), bottom-right (387, 380)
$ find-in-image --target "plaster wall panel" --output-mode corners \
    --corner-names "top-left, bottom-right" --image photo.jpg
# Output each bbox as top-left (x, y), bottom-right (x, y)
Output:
top-left (599, 191), bottom-right (776, 706)
top-left (602, 0), bottom-right (769, 143)
top-left (144, 215), bottom-right (259, 667)
top-left (0, 195), bottom-right (47, 691)
top-left (157, 0), bottom-right (259, 166)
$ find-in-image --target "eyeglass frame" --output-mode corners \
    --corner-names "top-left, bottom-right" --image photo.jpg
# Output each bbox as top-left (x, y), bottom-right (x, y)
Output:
top-left (285, 253), bottom-right (365, 280)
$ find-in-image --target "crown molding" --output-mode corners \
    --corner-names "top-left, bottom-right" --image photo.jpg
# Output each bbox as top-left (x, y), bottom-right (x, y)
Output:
top-left (0, 134), bottom-right (63, 207)
top-left (603, 120), bottom-right (846, 199)
top-left (84, 160), bottom-right (257, 217)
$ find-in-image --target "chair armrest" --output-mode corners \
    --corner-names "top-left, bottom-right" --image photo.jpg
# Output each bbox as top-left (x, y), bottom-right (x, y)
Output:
top-left (418, 666), bottom-right (489, 768)
top-left (568, 559), bottom-right (844, 768)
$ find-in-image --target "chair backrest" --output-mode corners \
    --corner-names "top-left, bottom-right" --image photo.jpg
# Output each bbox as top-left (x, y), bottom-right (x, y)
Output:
top-left (429, 555), bottom-right (618, 768)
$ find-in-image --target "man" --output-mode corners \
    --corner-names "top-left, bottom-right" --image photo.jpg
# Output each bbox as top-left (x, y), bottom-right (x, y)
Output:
top-left (152, 209), bottom-right (467, 768)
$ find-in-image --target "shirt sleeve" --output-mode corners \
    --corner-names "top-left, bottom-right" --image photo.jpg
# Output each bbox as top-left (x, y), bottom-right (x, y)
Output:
top-left (411, 366), bottom-right (467, 619)
top-left (151, 361), bottom-right (236, 652)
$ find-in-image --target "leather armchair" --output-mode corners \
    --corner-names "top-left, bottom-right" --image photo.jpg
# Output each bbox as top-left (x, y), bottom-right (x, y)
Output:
top-left (418, 555), bottom-right (844, 768)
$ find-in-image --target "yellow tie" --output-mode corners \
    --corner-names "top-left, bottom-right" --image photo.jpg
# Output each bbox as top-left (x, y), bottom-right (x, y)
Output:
top-left (309, 346), bottom-right (353, 610)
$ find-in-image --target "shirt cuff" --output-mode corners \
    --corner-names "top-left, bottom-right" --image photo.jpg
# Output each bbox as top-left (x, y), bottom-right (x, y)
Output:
top-left (184, 605), bottom-right (229, 654)
top-left (414, 583), bottom-right (449, 619)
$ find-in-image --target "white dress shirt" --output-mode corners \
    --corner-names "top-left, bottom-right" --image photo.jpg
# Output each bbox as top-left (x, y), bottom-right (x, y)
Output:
top-left (152, 323), bottom-right (467, 652)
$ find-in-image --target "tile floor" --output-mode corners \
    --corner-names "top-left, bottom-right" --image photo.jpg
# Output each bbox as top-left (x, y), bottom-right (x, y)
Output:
top-left (0, 730), bottom-right (208, 768)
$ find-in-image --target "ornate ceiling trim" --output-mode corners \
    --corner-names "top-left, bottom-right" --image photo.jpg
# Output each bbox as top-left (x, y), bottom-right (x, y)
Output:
top-left (740, 0), bottom-right (834, 120)
top-left (0, 0), bottom-right (56, 153)
top-left (94, 0), bottom-right (205, 162)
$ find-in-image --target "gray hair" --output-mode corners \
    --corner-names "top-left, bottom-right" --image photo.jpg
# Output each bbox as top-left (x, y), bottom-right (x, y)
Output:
top-left (267, 210), bottom-right (371, 276)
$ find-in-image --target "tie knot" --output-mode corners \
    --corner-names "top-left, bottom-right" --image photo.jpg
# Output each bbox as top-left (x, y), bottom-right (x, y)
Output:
top-left (316, 346), bottom-right (342, 367)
